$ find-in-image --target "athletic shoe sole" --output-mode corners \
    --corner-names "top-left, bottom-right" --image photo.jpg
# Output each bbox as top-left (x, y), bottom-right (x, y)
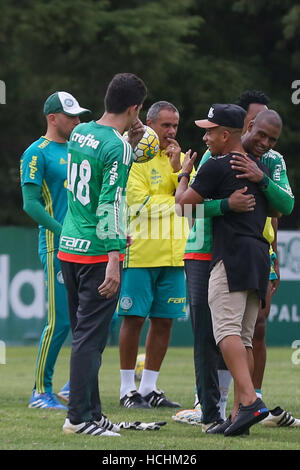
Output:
top-left (172, 409), bottom-right (202, 426)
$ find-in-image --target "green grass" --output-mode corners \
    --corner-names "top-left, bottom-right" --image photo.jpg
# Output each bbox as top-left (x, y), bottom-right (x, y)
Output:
top-left (0, 345), bottom-right (300, 451)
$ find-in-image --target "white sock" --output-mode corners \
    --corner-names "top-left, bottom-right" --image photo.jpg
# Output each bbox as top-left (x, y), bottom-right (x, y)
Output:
top-left (217, 369), bottom-right (233, 420)
top-left (193, 385), bottom-right (199, 407)
top-left (138, 369), bottom-right (159, 397)
top-left (120, 369), bottom-right (136, 398)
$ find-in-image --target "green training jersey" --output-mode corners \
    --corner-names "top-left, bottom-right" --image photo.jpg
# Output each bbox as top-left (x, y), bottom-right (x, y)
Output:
top-left (20, 137), bottom-right (68, 255)
top-left (184, 150), bottom-right (213, 258)
top-left (58, 121), bottom-right (132, 263)
top-left (184, 148), bottom-right (294, 257)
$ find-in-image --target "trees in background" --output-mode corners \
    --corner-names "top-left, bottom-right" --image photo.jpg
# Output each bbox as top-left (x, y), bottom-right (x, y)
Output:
top-left (0, 0), bottom-right (299, 227)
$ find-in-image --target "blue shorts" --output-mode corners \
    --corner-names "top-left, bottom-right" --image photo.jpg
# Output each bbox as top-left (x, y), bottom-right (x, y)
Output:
top-left (118, 267), bottom-right (186, 319)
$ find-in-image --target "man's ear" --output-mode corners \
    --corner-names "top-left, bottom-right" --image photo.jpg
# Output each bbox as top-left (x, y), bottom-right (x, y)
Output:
top-left (223, 129), bottom-right (231, 142)
top-left (127, 104), bottom-right (140, 118)
top-left (247, 119), bottom-right (254, 132)
top-left (47, 113), bottom-right (56, 126)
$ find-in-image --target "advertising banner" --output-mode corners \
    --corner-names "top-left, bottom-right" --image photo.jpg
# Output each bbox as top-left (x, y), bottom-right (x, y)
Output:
top-left (0, 227), bottom-right (299, 347)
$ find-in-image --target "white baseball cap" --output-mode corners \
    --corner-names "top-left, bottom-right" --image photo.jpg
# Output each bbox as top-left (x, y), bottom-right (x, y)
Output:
top-left (43, 91), bottom-right (90, 116)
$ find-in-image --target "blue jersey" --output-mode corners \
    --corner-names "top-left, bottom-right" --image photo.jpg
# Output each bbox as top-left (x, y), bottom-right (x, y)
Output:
top-left (20, 137), bottom-right (68, 255)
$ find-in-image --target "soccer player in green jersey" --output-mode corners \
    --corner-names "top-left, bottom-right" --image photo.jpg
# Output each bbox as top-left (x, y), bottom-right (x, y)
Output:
top-left (176, 105), bottom-right (296, 434)
top-left (58, 73), bottom-right (147, 437)
top-left (20, 91), bottom-right (90, 410)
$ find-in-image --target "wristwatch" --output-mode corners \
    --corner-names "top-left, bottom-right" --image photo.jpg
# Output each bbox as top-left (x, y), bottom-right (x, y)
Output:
top-left (177, 172), bottom-right (190, 183)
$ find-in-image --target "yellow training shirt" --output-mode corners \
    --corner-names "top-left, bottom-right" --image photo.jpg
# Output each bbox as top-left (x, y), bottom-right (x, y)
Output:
top-left (263, 217), bottom-right (275, 245)
top-left (124, 149), bottom-right (194, 268)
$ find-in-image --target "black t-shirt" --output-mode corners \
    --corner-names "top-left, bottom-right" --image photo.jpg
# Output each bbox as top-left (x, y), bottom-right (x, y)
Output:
top-left (191, 152), bottom-right (270, 304)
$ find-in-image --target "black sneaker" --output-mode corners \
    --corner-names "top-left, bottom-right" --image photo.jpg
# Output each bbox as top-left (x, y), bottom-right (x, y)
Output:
top-left (120, 390), bottom-right (151, 409)
top-left (224, 398), bottom-right (269, 437)
top-left (143, 389), bottom-right (181, 408)
top-left (205, 418), bottom-right (227, 434)
top-left (206, 415), bottom-right (250, 435)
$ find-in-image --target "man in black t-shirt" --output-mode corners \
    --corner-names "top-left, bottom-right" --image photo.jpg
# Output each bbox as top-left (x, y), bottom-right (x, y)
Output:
top-left (175, 103), bottom-right (279, 436)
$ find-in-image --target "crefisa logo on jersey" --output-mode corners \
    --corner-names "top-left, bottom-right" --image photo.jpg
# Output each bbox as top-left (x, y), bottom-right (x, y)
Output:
top-left (109, 161), bottom-right (118, 185)
top-left (71, 132), bottom-right (100, 149)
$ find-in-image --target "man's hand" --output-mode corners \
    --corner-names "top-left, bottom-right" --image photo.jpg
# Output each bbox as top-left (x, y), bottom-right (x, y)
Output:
top-left (228, 187), bottom-right (256, 212)
top-left (230, 154), bottom-right (264, 182)
top-left (127, 119), bottom-right (145, 149)
top-left (271, 277), bottom-right (280, 296)
top-left (181, 149), bottom-right (198, 175)
top-left (98, 251), bottom-right (120, 299)
top-left (165, 138), bottom-right (182, 172)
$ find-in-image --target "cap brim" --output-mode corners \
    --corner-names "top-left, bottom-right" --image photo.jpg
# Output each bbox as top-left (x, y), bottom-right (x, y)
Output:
top-left (63, 107), bottom-right (91, 116)
top-left (195, 119), bottom-right (219, 128)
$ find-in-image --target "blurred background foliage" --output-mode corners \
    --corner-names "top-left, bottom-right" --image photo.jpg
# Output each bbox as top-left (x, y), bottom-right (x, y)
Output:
top-left (0, 0), bottom-right (299, 228)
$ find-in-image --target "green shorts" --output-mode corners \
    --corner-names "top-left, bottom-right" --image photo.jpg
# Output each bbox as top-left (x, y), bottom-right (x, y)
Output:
top-left (118, 267), bottom-right (186, 319)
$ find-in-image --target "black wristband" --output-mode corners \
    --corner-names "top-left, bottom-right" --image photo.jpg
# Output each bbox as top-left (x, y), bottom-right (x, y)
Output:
top-left (220, 198), bottom-right (230, 214)
top-left (258, 173), bottom-right (270, 190)
top-left (178, 172), bottom-right (190, 183)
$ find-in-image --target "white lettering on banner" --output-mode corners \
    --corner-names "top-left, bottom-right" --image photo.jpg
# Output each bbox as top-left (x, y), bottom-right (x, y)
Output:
top-left (0, 340), bottom-right (5, 364)
top-left (277, 231), bottom-right (300, 280)
top-left (0, 255), bottom-right (45, 319)
top-left (10, 270), bottom-right (45, 319)
top-left (269, 304), bottom-right (300, 323)
top-left (0, 255), bottom-right (9, 318)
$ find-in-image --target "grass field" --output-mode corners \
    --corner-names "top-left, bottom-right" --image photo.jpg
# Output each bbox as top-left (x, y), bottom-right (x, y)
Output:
top-left (1, 345), bottom-right (300, 452)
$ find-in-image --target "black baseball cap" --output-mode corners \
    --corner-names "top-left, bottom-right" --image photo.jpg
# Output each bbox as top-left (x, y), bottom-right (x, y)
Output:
top-left (195, 103), bottom-right (246, 129)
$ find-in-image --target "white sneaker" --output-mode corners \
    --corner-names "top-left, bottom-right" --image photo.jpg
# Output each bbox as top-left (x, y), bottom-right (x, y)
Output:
top-left (261, 406), bottom-right (300, 427)
top-left (63, 418), bottom-right (121, 436)
top-left (172, 409), bottom-right (202, 426)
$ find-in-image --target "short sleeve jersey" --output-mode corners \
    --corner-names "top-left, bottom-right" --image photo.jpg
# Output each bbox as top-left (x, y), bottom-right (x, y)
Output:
top-left (191, 152), bottom-right (270, 303)
top-left (58, 121), bottom-right (132, 263)
top-left (20, 137), bottom-right (68, 254)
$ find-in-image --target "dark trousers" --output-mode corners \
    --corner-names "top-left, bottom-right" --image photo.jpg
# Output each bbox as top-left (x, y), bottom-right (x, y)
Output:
top-left (184, 259), bottom-right (221, 423)
top-left (61, 261), bottom-right (122, 424)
